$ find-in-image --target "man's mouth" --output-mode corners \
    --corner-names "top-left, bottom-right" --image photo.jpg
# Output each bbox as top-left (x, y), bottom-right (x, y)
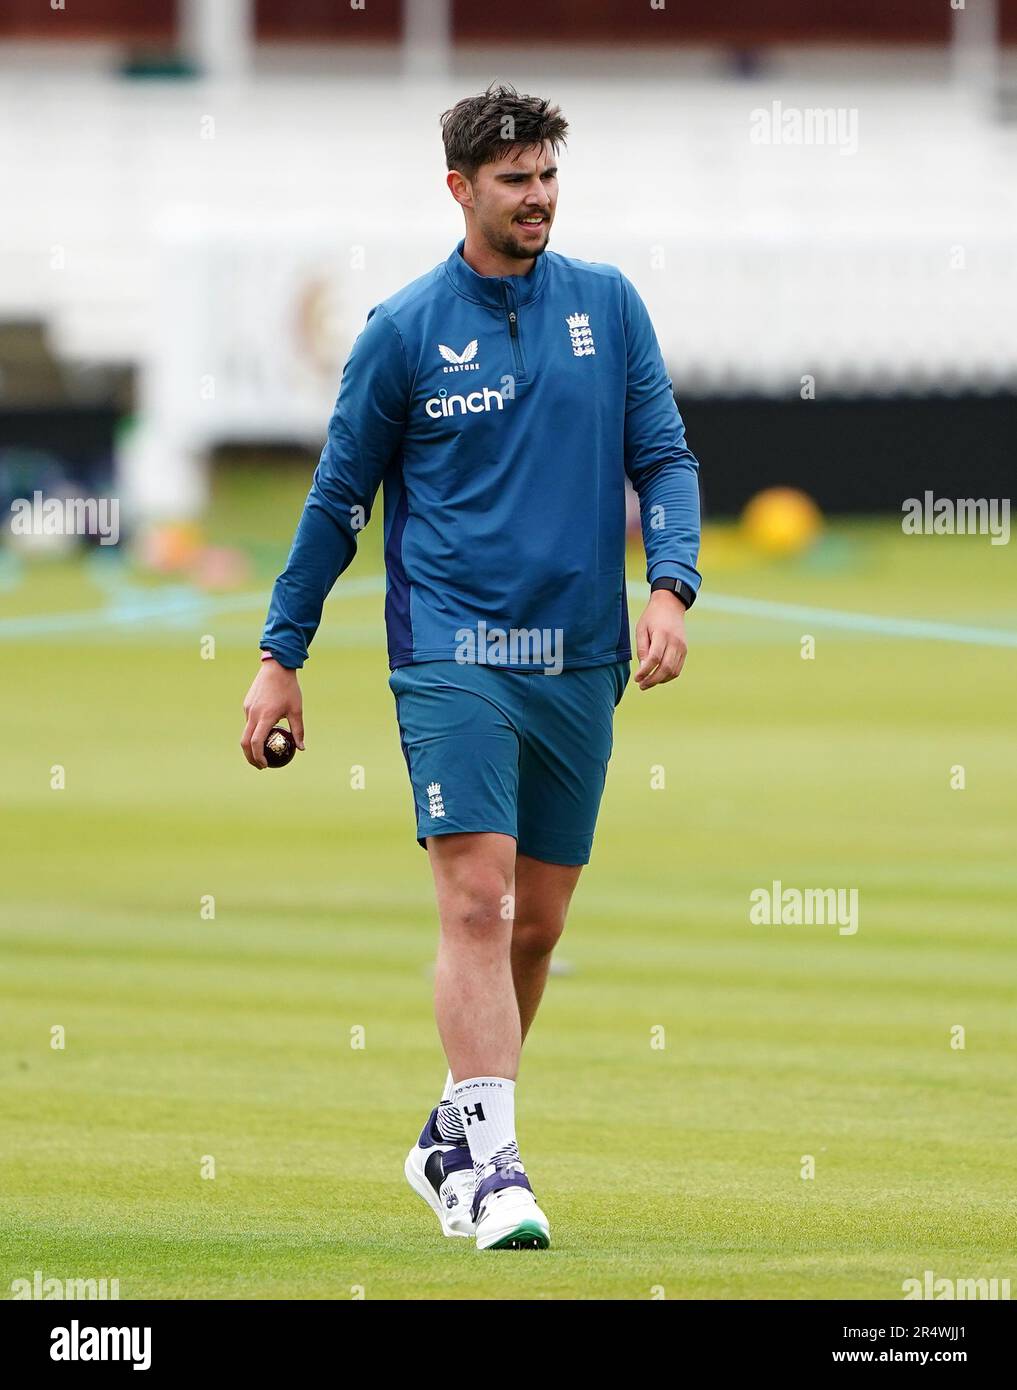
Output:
top-left (515, 215), bottom-right (547, 228)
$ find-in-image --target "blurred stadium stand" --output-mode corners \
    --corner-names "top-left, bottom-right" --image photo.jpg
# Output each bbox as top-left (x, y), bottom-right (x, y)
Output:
top-left (1, 0), bottom-right (1015, 521)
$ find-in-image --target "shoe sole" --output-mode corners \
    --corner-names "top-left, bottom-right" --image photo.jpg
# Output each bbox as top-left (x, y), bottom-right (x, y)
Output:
top-left (404, 1146), bottom-right (473, 1239)
top-left (479, 1220), bottom-right (550, 1251)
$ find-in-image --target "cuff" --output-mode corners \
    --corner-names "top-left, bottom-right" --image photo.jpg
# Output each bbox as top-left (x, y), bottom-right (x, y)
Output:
top-left (646, 559), bottom-right (702, 593)
top-left (259, 648), bottom-right (302, 670)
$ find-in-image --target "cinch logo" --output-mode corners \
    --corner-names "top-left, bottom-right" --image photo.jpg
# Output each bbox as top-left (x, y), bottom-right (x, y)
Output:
top-left (424, 386), bottom-right (505, 418)
top-left (438, 339), bottom-right (480, 372)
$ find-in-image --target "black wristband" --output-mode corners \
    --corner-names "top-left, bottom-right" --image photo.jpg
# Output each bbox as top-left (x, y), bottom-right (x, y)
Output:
top-left (650, 577), bottom-right (696, 609)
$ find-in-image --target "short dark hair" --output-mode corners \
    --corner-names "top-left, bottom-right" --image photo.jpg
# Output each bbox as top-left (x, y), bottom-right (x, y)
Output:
top-left (440, 82), bottom-right (568, 181)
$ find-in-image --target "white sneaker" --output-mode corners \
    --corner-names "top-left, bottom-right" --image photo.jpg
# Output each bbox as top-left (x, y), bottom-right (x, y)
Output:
top-left (473, 1175), bottom-right (550, 1251)
top-left (404, 1107), bottom-right (476, 1238)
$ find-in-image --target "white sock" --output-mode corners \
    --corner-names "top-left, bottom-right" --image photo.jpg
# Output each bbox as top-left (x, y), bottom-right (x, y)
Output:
top-left (435, 1069), bottom-right (466, 1142)
top-left (452, 1076), bottom-right (522, 1181)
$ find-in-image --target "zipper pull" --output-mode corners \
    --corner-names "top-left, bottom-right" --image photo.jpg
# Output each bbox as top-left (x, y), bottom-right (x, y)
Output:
top-left (508, 310), bottom-right (518, 338)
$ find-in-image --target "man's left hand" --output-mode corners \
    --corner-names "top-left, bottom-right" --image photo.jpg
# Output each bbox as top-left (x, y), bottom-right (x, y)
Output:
top-left (633, 589), bottom-right (689, 690)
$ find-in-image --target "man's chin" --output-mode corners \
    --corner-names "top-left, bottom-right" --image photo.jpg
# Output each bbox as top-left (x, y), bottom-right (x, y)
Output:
top-left (501, 228), bottom-right (550, 260)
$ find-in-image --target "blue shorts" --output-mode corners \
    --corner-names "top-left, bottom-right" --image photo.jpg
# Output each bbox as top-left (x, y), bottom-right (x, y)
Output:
top-left (388, 660), bottom-right (631, 866)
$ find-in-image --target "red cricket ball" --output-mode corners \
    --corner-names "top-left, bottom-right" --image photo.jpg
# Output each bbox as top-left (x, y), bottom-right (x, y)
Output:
top-left (263, 725), bottom-right (296, 768)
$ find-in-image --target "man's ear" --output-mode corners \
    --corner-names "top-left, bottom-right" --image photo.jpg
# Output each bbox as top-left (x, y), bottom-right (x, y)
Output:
top-left (446, 169), bottom-right (474, 211)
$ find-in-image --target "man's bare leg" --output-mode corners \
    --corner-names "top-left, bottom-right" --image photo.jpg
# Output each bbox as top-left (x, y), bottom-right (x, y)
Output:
top-left (426, 831), bottom-right (554, 1246)
top-left (428, 831), bottom-right (519, 1080)
top-left (511, 853), bottom-right (583, 1043)
top-left (422, 836), bottom-right (572, 1248)
top-left (429, 838), bottom-right (584, 1072)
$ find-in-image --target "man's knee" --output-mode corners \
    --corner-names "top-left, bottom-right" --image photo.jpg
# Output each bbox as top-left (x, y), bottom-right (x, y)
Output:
top-left (444, 877), bottom-right (514, 937)
top-left (512, 910), bottom-right (566, 959)
top-left (430, 834), bottom-right (514, 939)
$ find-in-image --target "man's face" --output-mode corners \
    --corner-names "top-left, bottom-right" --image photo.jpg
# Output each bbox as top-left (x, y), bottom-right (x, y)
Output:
top-left (462, 140), bottom-right (558, 261)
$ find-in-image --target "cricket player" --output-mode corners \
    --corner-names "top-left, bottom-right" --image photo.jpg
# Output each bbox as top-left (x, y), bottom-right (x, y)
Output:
top-left (242, 84), bottom-right (701, 1250)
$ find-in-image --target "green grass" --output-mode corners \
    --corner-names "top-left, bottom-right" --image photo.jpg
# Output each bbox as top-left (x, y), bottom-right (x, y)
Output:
top-left (1, 474), bottom-right (1015, 1299)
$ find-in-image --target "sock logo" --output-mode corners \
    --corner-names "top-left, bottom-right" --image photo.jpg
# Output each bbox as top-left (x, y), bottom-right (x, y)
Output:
top-left (462, 1103), bottom-right (486, 1126)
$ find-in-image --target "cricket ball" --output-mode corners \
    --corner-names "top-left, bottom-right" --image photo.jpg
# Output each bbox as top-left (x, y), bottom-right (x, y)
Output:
top-left (264, 726), bottom-right (296, 768)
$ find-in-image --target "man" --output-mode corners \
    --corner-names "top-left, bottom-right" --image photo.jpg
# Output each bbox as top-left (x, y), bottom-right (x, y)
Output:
top-left (241, 84), bottom-right (701, 1251)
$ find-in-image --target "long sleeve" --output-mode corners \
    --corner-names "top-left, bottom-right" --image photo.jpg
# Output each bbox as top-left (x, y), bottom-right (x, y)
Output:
top-left (260, 305), bottom-right (409, 668)
top-left (620, 273), bottom-right (702, 595)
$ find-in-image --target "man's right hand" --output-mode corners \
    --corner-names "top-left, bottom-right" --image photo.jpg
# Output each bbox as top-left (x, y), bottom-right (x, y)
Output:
top-left (241, 658), bottom-right (305, 769)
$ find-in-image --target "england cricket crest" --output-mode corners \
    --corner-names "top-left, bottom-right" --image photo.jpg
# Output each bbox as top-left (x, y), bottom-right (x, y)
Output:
top-left (566, 312), bottom-right (596, 357)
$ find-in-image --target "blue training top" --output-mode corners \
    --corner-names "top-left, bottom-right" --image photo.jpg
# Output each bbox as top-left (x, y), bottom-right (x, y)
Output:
top-left (261, 238), bottom-right (701, 671)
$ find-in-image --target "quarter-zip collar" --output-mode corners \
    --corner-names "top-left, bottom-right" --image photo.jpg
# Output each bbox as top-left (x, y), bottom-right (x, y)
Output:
top-left (444, 236), bottom-right (549, 309)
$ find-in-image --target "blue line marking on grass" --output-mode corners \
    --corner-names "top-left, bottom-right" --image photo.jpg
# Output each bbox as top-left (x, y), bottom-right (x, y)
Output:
top-left (1, 576), bottom-right (1015, 648)
top-left (691, 592), bottom-right (1017, 648)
